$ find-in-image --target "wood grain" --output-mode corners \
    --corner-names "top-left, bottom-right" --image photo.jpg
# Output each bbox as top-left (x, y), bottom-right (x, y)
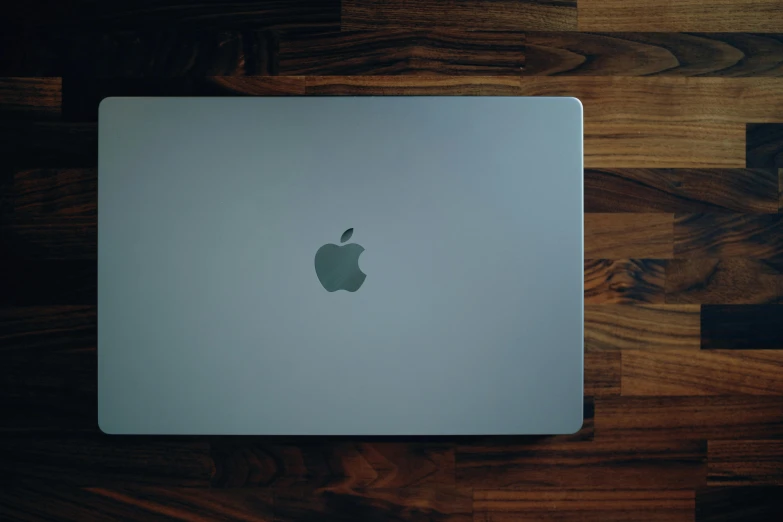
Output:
top-left (585, 214), bottom-right (673, 258)
top-left (455, 440), bottom-right (706, 489)
top-left (209, 441), bottom-right (454, 488)
top-left (708, 441), bottom-right (783, 486)
top-left (585, 348), bottom-right (621, 397)
top-left (0, 436), bottom-right (213, 487)
top-left (3, 1), bottom-right (783, 520)
top-left (674, 214), bottom-right (783, 258)
top-left (525, 32), bottom-right (783, 77)
top-left (701, 305), bottom-right (783, 349)
top-left (516, 77), bottom-right (783, 167)
top-left (584, 259), bottom-right (667, 304)
top-left (697, 487), bottom-right (783, 522)
top-left (595, 397), bottom-right (783, 441)
top-left (0, 485), bottom-right (274, 522)
top-left (622, 349), bottom-right (783, 396)
top-left (746, 123), bottom-right (783, 168)
top-left (0, 305), bottom-right (95, 353)
top-left (0, 305), bottom-right (96, 433)
top-left (585, 305), bottom-right (701, 351)
top-left (473, 489), bottom-right (694, 522)
top-left (0, 77), bottom-right (61, 120)
top-left (343, 0), bottom-right (577, 31)
top-left (584, 168), bottom-right (779, 213)
top-left (1, 221), bottom-right (96, 259)
top-left (279, 29), bottom-right (525, 75)
top-left (578, 0), bottom-right (783, 32)
top-left (274, 486), bottom-right (472, 522)
top-left (305, 75), bottom-right (521, 95)
top-left (8, 168), bottom-right (96, 219)
top-left (665, 258), bottom-right (783, 304)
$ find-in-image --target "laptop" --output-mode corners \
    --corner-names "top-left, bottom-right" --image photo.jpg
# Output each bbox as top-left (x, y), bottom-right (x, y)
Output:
top-left (98, 96), bottom-right (584, 435)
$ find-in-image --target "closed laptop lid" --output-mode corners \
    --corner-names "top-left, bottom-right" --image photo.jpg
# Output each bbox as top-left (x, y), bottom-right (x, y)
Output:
top-left (98, 96), bottom-right (583, 435)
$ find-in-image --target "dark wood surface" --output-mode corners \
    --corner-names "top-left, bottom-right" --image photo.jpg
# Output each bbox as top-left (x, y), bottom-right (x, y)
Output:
top-left (2, 1), bottom-right (783, 520)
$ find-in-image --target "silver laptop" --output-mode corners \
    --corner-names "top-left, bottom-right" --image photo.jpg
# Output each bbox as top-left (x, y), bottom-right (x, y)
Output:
top-left (98, 96), bottom-right (583, 435)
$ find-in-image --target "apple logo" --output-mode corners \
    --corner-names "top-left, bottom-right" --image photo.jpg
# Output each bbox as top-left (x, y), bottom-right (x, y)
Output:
top-left (314, 228), bottom-right (367, 292)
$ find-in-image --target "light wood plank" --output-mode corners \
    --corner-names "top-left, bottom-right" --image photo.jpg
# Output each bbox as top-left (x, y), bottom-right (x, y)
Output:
top-left (585, 214), bottom-right (673, 259)
top-left (585, 305), bottom-right (701, 351)
top-left (579, 0), bottom-right (783, 32)
top-left (595, 397), bottom-right (783, 440)
top-left (517, 78), bottom-right (783, 167)
top-left (622, 349), bottom-right (783, 395)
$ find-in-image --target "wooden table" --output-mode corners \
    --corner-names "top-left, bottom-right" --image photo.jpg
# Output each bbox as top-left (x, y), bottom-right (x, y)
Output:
top-left (1, 1), bottom-right (782, 520)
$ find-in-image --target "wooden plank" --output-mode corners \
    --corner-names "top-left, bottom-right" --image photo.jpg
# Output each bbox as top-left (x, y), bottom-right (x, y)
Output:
top-left (585, 214), bottom-right (673, 259)
top-left (9, 168), bottom-right (96, 219)
top-left (209, 442), bottom-right (454, 488)
top-left (0, 484), bottom-right (273, 522)
top-left (584, 259), bottom-right (666, 304)
top-left (696, 486), bottom-right (783, 522)
top-left (474, 489), bottom-right (694, 522)
top-left (525, 32), bottom-right (783, 77)
top-left (585, 348), bottom-right (621, 397)
top-left (0, 306), bottom-right (97, 433)
top-left (57, 487), bottom-right (272, 522)
top-left (585, 305), bottom-right (701, 351)
top-left (622, 349), bottom-right (783, 396)
top-left (515, 78), bottom-right (783, 168)
top-left (455, 440), bottom-right (706, 489)
top-left (0, 77), bottom-right (61, 120)
top-left (0, 305), bottom-right (95, 353)
top-left (709, 441), bottom-right (783, 486)
top-left (0, 436), bottom-right (213, 487)
top-left (746, 123), bottom-right (783, 168)
top-left (0, 122), bottom-right (97, 167)
top-left (578, 0), bottom-right (783, 32)
top-left (665, 259), bottom-right (783, 304)
top-left (595, 396), bottom-right (783, 441)
top-left (584, 169), bottom-right (779, 213)
top-left (63, 76), bottom-right (306, 122)
top-left (674, 214), bottom-right (783, 258)
top-left (274, 486), bottom-right (472, 522)
top-left (342, 0), bottom-right (577, 31)
top-left (305, 76), bottom-right (521, 95)
top-left (1, 168), bottom-right (96, 302)
top-left (701, 305), bottom-right (783, 349)
top-left (279, 29), bottom-right (525, 75)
